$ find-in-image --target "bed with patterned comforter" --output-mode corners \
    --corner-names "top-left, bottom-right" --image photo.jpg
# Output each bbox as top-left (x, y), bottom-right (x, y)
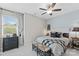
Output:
top-left (32, 36), bottom-right (71, 56)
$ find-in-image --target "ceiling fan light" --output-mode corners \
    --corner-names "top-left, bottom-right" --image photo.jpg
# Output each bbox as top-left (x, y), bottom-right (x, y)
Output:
top-left (47, 10), bottom-right (52, 14)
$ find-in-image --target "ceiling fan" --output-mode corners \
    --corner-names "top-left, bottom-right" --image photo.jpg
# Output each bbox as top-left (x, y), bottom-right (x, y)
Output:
top-left (39, 3), bottom-right (62, 16)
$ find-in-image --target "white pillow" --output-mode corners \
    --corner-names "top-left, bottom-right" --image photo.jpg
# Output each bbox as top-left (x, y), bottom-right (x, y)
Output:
top-left (77, 32), bottom-right (79, 38)
top-left (69, 32), bottom-right (76, 38)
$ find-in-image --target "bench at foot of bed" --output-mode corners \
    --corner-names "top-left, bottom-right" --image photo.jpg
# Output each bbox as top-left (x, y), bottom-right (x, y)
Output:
top-left (32, 44), bottom-right (53, 56)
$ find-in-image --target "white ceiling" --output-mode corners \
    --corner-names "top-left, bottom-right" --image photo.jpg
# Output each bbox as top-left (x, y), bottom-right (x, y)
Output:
top-left (0, 3), bottom-right (79, 20)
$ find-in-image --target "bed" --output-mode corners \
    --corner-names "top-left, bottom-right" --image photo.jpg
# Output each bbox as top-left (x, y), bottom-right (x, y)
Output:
top-left (32, 36), bottom-right (71, 56)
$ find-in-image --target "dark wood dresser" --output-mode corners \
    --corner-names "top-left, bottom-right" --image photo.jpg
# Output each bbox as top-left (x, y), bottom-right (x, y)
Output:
top-left (3, 37), bottom-right (18, 52)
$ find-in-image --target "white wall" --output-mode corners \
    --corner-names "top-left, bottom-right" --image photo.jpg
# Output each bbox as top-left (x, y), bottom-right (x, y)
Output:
top-left (0, 11), bottom-right (46, 56)
top-left (47, 10), bottom-right (79, 33)
top-left (24, 13), bottom-right (46, 46)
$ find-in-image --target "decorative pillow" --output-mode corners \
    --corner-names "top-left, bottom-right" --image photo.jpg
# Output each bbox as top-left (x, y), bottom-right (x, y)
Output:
top-left (63, 33), bottom-right (69, 38)
top-left (50, 32), bottom-right (62, 38)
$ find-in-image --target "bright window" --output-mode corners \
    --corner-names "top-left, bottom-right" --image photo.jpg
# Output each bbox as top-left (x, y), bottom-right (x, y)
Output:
top-left (3, 16), bottom-right (17, 37)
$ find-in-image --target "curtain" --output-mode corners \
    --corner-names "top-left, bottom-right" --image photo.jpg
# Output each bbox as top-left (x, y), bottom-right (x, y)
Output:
top-left (0, 8), bottom-right (2, 52)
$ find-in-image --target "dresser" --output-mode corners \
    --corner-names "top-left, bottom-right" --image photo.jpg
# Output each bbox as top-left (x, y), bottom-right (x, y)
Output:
top-left (3, 37), bottom-right (18, 52)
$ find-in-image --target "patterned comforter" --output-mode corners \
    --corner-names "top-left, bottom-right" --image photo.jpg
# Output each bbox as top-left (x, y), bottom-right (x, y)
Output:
top-left (32, 36), bottom-right (70, 56)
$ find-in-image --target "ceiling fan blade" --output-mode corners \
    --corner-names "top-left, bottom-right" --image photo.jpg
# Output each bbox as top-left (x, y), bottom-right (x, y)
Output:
top-left (47, 4), bottom-right (51, 9)
top-left (51, 3), bottom-right (56, 8)
top-left (39, 8), bottom-right (47, 11)
top-left (53, 9), bottom-right (62, 11)
top-left (47, 3), bottom-right (56, 9)
top-left (41, 12), bottom-right (47, 15)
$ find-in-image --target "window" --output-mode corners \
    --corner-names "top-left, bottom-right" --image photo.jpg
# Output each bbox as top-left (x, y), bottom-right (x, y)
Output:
top-left (3, 16), bottom-right (17, 37)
